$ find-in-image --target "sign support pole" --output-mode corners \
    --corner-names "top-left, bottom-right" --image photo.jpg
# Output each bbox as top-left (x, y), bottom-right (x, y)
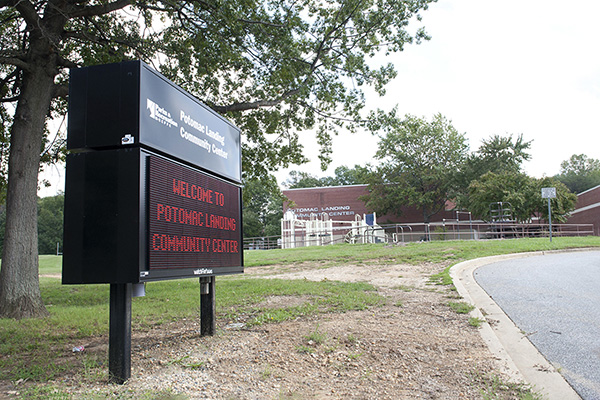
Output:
top-left (200, 277), bottom-right (216, 336)
top-left (548, 198), bottom-right (553, 243)
top-left (109, 283), bottom-right (132, 383)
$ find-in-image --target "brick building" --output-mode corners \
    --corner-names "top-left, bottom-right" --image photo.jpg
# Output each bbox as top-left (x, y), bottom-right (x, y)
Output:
top-left (567, 185), bottom-right (600, 235)
top-left (282, 184), bottom-right (456, 224)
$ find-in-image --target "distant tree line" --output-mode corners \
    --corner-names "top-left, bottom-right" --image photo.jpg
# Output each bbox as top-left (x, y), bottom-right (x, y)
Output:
top-left (0, 193), bottom-right (64, 255)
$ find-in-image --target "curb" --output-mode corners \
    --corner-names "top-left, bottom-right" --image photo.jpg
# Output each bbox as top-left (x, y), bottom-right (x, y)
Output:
top-left (450, 251), bottom-right (582, 400)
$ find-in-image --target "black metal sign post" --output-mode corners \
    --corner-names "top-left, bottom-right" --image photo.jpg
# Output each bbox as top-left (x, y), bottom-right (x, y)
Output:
top-left (200, 277), bottom-right (216, 336)
top-left (108, 283), bottom-right (132, 383)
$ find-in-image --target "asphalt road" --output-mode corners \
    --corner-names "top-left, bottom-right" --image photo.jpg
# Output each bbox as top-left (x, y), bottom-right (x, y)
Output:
top-left (474, 251), bottom-right (600, 400)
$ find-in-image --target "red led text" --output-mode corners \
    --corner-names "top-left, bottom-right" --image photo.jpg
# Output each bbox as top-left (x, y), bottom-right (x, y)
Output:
top-left (156, 203), bottom-right (236, 230)
top-left (152, 233), bottom-right (239, 253)
top-left (172, 179), bottom-right (225, 206)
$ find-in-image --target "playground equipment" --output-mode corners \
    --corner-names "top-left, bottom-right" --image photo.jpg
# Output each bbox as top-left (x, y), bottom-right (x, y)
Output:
top-left (281, 211), bottom-right (386, 249)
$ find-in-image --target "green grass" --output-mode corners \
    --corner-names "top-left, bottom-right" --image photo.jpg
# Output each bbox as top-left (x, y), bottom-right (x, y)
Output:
top-left (244, 236), bottom-right (600, 267)
top-left (469, 317), bottom-right (485, 328)
top-left (39, 255), bottom-right (63, 276)
top-left (473, 371), bottom-right (544, 400)
top-left (0, 275), bottom-right (383, 382)
top-left (304, 325), bottom-right (327, 345)
top-left (449, 301), bottom-right (476, 314)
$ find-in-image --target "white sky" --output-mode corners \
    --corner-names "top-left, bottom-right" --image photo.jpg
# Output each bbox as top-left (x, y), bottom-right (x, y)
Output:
top-left (275, 0), bottom-right (600, 186)
top-left (38, 0), bottom-right (600, 196)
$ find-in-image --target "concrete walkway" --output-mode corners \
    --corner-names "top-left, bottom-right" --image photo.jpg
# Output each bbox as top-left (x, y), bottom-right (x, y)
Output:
top-left (451, 251), bottom-right (583, 400)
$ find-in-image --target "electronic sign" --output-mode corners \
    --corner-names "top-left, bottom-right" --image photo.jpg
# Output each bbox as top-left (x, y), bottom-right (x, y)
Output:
top-left (147, 155), bottom-right (242, 278)
top-left (62, 149), bottom-right (243, 284)
top-left (63, 61), bottom-right (243, 383)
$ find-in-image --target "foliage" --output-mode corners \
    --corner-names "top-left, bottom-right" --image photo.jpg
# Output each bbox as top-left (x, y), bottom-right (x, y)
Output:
top-left (362, 112), bottom-right (469, 223)
top-left (3, 0), bottom-right (435, 183)
top-left (0, 195), bottom-right (65, 255)
top-left (284, 165), bottom-right (371, 188)
top-left (37, 194), bottom-right (64, 255)
top-left (284, 171), bottom-right (325, 189)
top-left (535, 177), bottom-right (578, 223)
top-left (456, 134), bottom-right (532, 200)
top-left (242, 175), bottom-right (283, 238)
top-left (554, 154), bottom-right (600, 194)
top-left (466, 172), bottom-right (576, 223)
top-left (467, 172), bottom-right (538, 222)
top-left (467, 134), bottom-right (531, 175)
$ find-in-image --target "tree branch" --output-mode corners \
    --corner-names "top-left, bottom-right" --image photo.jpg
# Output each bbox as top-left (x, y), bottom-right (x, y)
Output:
top-left (0, 55), bottom-right (29, 71)
top-left (55, 55), bottom-right (77, 69)
top-left (10, 0), bottom-right (40, 29)
top-left (212, 88), bottom-right (300, 113)
top-left (52, 83), bottom-right (68, 99)
top-left (68, 0), bottom-right (134, 18)
top-left (0, 96), bottom-right (19, 103)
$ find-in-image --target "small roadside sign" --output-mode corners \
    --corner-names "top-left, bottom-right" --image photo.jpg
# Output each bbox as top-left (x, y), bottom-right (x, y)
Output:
top-left (541, 187), bottom-right (557, 199)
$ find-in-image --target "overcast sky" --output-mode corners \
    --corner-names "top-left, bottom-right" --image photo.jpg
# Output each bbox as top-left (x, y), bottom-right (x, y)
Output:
top-left (38, 0), bottom-right (600, 196)
top-left (275, 0), bottom-right (600, 186)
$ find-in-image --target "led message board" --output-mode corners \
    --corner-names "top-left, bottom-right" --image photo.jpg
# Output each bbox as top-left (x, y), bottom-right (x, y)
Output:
top-left (147, 155), bottom-right (242, 278)
top-left (62, 149), bottom-right (243, 284)
top-left (67, 60), bottom-right (241, 182)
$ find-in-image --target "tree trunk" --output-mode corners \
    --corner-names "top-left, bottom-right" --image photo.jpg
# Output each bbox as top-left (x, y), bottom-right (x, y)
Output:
top-left (0, 64), bottom-right (55, 318)
top-left (422, 207), bottom-right (430, 224)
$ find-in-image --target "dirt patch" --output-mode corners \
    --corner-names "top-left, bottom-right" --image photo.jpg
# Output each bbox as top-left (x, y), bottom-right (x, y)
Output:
top-left (249, 262), bottom-right (441, 289)
top-left (5, 262), bottom-right (531, 399)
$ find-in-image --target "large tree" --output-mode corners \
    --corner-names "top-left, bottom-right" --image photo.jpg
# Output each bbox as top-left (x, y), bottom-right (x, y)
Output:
top-left (555, 154), bottom-right (600, 194)
top-left (0, 0), bottom-right (435, 318)
top-left (454, 133), bottom-right (532, 208)
top-left (363, 112), bottom-right (468, 223)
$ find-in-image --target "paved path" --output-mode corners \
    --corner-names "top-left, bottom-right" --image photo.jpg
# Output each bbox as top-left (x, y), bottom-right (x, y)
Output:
top-left (474, 251), bottom-right (600, 400)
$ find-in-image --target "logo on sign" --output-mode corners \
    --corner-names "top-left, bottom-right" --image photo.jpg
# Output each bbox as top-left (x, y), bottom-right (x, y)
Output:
top-left (194, 268), bottom-right (214, 275)
top-left (147, 98), bottom-right (178, 128)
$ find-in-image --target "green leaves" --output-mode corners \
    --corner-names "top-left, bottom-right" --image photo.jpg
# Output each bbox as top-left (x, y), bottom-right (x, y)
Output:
top-left (466, 172), bottom-right (576, 223)
top-left (555, 154), bottom-right (600, 194)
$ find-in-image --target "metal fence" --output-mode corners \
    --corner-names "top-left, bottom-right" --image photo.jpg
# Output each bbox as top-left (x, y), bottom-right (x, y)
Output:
top-left (243, 221), bottom-right (595, 250)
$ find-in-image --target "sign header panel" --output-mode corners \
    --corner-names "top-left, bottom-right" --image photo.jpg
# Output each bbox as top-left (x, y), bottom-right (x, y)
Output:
top-left (67, 61), bottom-right (241, 182)
top-left (139, 64), bottom-right (241, 182)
